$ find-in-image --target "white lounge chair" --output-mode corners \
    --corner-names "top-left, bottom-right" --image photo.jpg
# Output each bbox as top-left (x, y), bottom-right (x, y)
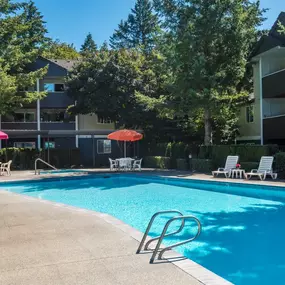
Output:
top-left (1, 160), bottom-right (12, 176)
top-left (133, 158), bottom-right (142, 171)
top-left (246, 156), bottom-right (277, 180)
top-left (109, 158), bottom-right (117, 171)
top-left (212, 156), bottom-right (239, 178)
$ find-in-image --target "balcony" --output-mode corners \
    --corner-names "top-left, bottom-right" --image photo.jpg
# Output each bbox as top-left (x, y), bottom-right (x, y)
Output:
top-left (40, 122), bottom-right (75, 130)
top-left (40, 92), bottom-right (74, 108)
top-left (262, 69), bottom-right (285, 98)
top-left (263, 115), bottom-right (285, 142)
top-left (1, 122), bottom-right (37, 130)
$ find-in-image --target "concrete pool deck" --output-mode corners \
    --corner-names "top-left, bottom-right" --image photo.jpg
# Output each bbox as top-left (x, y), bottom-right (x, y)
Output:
top-left (1, 168), bottom-right (283, 285)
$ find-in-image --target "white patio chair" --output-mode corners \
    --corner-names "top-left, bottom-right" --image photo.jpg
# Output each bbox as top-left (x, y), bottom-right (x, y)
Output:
top-left (133, 158), bottom-right (142, 171)
top-left (109, 158), bottom-right (118, 171)
top-left (246, 156), bottom-right (277, 180)
top-left (1, 160), bottom-right (12, 176)
top-left (212, 156), bottom-right (239, 178)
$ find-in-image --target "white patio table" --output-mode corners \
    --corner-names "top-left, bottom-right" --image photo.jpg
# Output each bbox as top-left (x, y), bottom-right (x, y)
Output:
top-left (116, 158), bottom-right (135, 171)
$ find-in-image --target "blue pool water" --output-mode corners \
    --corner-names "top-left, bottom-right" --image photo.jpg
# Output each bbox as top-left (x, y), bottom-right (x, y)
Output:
top-left (3, 175), bottom-right (285, 285)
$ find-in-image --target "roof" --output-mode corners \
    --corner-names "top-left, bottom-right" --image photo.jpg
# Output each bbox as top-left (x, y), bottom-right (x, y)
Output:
top-left (250, 12), bottom-right (285, 58)
top-left (47, 59), bottom-right (80, 71)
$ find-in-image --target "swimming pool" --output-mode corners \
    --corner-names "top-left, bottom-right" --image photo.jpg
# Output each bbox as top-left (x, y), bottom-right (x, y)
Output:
top-left (2, 174), bottom-right (285, 285)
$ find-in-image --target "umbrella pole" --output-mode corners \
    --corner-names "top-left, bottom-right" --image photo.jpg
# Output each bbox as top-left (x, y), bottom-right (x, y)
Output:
top-left (124, 141), bottom-right (126, 158)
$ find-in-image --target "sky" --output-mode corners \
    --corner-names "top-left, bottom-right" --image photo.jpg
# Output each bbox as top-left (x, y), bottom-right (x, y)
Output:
top-left (32, 0), bottom-right (285, 50)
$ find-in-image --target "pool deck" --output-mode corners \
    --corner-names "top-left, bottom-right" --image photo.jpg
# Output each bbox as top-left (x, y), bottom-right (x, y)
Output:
top-left (1, 168), bottom-right (283, 285)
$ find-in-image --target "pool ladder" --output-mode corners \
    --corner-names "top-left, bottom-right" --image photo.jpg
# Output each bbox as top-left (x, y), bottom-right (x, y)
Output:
top-left (35, 158), bottom-right (57, 175)
top-left (136, 210), bottom-right (201, 263)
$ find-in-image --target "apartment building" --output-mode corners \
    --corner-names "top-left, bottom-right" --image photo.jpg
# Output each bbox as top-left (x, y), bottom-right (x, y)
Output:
top-left (0, 57), bottom-right (120, 166)
top-left (238, 12), bottom-right (285, 144)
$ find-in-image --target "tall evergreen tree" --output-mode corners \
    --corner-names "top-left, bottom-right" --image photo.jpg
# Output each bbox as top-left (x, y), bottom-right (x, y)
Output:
top-left (110, 0), bottom-right (160, 52)
top-left (80, 33), bottom-right (97, 55)
top-left (0, 0), bottom-right (48, 115)
top-left (139, 0), bottom-right (265, 145)
top-left (100, 41), bottom-right (109, 52)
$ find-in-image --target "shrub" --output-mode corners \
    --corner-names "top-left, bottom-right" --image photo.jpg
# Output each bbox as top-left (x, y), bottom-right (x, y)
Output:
top-left (176, 158), bottom-right (188, 170)
top-left (275, 152), bottom-right (285, 178)
top-left (199, 145), bottom-right (277, 169)
top-left (144, 156), bottom-right (170, 169)
top-left (192, 158), bottom-right (213, 173)
top-left (0, 147), bottom-right (81, 170)
top-left (0, 148), bottom-right (41, 170)
top-left (239, 162), bottom-right (259, 172)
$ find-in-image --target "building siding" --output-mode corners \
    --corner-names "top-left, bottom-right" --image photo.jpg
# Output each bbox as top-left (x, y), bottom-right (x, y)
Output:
top-left (238, 63), bottom-right (261, 141)
top-left (78, 114), bottom-right (115, 131)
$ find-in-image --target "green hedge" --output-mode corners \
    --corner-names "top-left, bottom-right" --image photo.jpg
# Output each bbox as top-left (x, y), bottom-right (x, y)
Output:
top-left (192, 158), bottom-right (213, 173)
top-left (141, 142), bottom-right (194, 168)
top-left (239, 162), bottom-right (259, 172)
top-left (0, 148), bottom-right (41, 170)
top-left (275, 152), bottom-right (285, 178)
top-left (176, 159), bottom-right (188, 170)
top-left (144, 156), bottom-right (170, 169)
top-left (0, 148), bottom-right (81, 170)
top-left (198, 145), bottom-right (277, 169)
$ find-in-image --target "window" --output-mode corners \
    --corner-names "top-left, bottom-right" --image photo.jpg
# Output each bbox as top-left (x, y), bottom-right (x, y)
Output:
top-left (97, 140), bottom-right (111, 154)
top-left (24, 112), bottom-right (35, 122)
top-left (14, 113), bottom-right (25, 122)
top-left (14, 142), bottom-right (36, 149)
top-left (12, 112), bottom-right (35, 122)
top-left (97, 116), bottom-right (112, 124)
top-left (44, 83), bottom-right (64, 92)
top-left (246, 105), bottom-right (254, 123)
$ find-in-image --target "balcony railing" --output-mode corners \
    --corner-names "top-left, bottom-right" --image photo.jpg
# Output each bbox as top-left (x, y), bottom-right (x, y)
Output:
top-left (2, 122), bottom-right (75, 131)
top-left (1, 122), bottom-right (37, 130)
top-left (41, 122), bottom-right (75, 130)
top-left (40, 92), bottom-right (73, 108)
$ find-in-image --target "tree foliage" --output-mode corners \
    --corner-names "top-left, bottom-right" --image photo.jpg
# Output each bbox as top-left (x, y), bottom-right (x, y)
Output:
top-left (110, 0), bottom-right (160, 53)
top-left (66, 49), bottom-right (165, 127)
top-left (0, 0), bottom-right (48, 115)
top-left (100, 41), bottom-right (109, 52)
top-left (80, 33), bottom-right (97, 56)
top-left (278, 21), bottom-right (285, 34)
top-left (139, 0), bottom-right (265, 144)
top-left (42, 39), bottom-right (80, 59)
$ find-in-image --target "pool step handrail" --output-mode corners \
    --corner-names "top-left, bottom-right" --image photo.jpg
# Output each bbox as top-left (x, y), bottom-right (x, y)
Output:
top-left (149, 215), bottom-right (201, 263)
top-left (136, 210), bottom-right (184, 254)
top-left (35, 158), bottom-right (57, 175)
top-left (136, 210), bottom-right (201, 263)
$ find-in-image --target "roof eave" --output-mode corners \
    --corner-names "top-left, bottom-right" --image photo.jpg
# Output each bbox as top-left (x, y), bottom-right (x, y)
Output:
top-left (250, 46), bottom-right (285, 62)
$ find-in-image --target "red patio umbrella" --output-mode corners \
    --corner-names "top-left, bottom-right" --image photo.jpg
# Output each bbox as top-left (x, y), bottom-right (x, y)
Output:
top-left (107, 129), bottom-right (143, 157)
top-left (0, 131), bottom-right (8, 140)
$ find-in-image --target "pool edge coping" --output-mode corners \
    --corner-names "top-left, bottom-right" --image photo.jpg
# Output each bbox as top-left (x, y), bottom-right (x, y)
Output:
top-left (1, 190), bottom-right (233, 285)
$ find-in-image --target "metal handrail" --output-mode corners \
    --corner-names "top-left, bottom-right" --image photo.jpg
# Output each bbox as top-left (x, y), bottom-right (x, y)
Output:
top-left (35, 158), bottom-right (57, 175)
top-left (136, 210), bottom-right (184, 254)
top-left (149, 215), bottom-right (201, 263)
